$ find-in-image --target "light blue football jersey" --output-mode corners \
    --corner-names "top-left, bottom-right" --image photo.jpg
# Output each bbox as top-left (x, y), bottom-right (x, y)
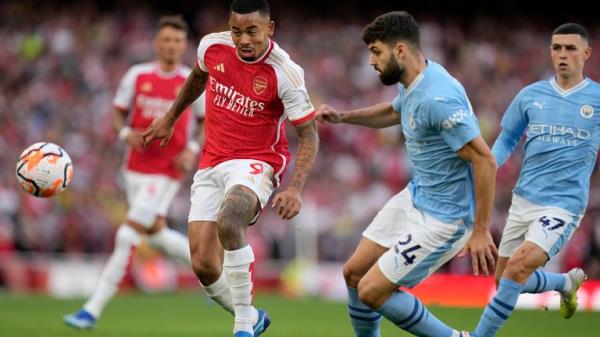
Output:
top-left (492, 77), bottom-right (600, 216)
top-left (392, 60), bottom-right (481, 227)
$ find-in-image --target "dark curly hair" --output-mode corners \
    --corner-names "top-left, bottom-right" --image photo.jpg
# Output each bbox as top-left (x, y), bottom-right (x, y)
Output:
top-left (362, 11), bottom-right (420, 49)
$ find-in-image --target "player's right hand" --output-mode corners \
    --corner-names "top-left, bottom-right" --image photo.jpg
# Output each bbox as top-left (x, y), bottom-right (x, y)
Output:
top-left (458, 229), bottom-right (498, 277)
top-left (315, 104), bottom-right (343, 124)
top-left (142, 117), bottom-right (174, 148)
top-left (126, 129), bottom-right (145, 151)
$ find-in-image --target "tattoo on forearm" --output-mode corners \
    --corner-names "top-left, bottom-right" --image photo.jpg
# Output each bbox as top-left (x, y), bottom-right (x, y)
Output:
top-left (168, 69), bottom-right (208, 122)
top-left (290, 121), bottom-right (319, 191)
top-left (217, 185), bottom-right (259, 249)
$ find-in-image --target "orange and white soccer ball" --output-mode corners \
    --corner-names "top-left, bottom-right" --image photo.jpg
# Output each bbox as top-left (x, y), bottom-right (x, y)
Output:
top-left (16, 142), bottom-right (74, 197)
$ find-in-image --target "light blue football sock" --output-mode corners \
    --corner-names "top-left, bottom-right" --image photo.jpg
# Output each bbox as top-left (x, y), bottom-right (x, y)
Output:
top-left (474, 278), bottom-right (522, 337)
top-left (347, 287), bottom-right (382, 337)
top-left (521, 269), bottom-right (566, 293)
top-left (376, 290), bottom-right (455, 337)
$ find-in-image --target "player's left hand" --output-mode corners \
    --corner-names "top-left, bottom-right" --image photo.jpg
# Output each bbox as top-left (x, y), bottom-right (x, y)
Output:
top-left (459, 229), bottom-right (498, 277)
top-left (174, 148), bottom-right (196, 173)
top-left (271, 188), bottom-right (302, 220)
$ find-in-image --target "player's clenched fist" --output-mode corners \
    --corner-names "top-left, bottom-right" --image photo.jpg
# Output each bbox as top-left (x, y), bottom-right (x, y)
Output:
top-left (315, 104), bottom-right (343, 124)
top-left (271, 187), bottom-right (302, 220)
top-left (142, 117), bottom-right (175, 148)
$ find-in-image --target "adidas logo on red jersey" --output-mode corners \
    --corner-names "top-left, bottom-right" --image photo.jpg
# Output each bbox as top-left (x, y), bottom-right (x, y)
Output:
top-left (214, 63), bottom-right (225, 73)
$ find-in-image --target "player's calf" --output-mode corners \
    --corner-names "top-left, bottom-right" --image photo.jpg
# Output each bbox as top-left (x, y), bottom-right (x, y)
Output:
top-left (503, 243), bottom-right (547, 284)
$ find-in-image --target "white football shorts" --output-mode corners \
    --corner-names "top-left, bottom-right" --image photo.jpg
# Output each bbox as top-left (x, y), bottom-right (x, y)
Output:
top-left (498, 194), bottom-right (581, 258)
top-left (123, 170), bottom-right (181, 228)
top-left (188, 159), bottom-right (275, 223)
top-left (364, 188), bottom-right (471, 288)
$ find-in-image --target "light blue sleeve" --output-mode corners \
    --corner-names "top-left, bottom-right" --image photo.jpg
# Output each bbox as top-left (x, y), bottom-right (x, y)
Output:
top-left (392, 95), bottom-right (402, 113)
top-left (491, 90), bottom-right (528, 167)
top-left (392, 84), bottom-right (404, 113)
top-left (429, 96), bottom-right (481, 152)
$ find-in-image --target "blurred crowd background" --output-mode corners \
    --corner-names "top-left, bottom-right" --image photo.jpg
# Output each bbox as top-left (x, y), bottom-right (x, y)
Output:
top-left (2, 0), bottom-right (600, 293)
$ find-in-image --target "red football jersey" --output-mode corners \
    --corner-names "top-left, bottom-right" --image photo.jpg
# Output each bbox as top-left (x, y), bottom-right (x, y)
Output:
top-left (197, 32), bottom-right (315, 186)
top-left (113, 62), bottom-right (204, 179)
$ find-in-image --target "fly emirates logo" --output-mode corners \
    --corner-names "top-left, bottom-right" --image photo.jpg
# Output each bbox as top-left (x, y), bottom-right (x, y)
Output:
top-left (137, 94), bottom-right (174, 119)
top-left (209, 77), bottom-right (265, 117)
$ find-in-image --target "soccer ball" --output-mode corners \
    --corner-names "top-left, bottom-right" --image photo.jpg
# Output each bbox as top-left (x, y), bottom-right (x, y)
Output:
top-left (16, 142), bottom-right (74, 197)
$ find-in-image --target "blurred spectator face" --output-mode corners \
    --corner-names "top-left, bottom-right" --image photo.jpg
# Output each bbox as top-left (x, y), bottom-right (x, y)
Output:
top-left (367, 40), bottom-right (403, 85)
top-left (154, 26), bottom-right (187, 65)
top-left (229, 11), bottom-right (274, 61)
top-left (550, 34), bottom-right (591, 79)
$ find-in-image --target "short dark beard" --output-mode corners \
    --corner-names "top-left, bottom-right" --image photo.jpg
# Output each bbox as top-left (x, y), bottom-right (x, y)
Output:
top-left (379, 56), bottom-right (403, 85)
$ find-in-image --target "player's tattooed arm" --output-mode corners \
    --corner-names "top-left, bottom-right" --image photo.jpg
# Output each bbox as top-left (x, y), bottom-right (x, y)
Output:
top-left (271, 119), bottom-right (319, 220)
top-left (165, 64), bottom-right (209, 125)
top-left (290, 120), bottom-right (319, 191)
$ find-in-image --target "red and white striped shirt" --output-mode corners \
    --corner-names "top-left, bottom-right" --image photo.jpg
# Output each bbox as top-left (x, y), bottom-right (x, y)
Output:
top-left (197, 32), bottom-right (315, 185)
top-left (113, 62), bottom-right (204, 179)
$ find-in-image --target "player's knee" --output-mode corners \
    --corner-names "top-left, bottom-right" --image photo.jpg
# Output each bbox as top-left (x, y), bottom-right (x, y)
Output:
top-left (503, 256), bottom-right (522, 279)
top-left (504, 248), bottom-right (543, 283)
top-left (343, 262), bottom-right (363, 288)
top-left (218, 186), bottom-right (258, 226)
top-left (115, 225), bottom-right (142, 248)
top-left (504, 255), bottom-right (534, 283)
top-left (520, 255), bottom-right (543, 276)
top-left (356, 279), bottom-right (381, 309)
top-left (146, 218), bottom-right (166, 235)
top-left (127, 205), bottom-right (159, 229)
top-left (191, 255), bottom-right (222, 284)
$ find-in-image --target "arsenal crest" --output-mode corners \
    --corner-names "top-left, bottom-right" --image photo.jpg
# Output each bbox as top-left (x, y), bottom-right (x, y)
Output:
top-left (140, 82), bottom-right (153, 93)
top-left (253, 76), bottom-right (268, 95)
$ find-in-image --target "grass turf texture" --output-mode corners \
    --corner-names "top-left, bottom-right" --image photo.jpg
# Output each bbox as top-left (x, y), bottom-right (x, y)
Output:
top-left (1, 292), bottom-right (598, 337)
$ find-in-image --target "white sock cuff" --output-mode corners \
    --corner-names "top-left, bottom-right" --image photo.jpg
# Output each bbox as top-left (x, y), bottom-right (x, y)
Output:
top-left (116, 224), bottom-right (142, 247)
top-left (201, 272), bottom-right (229, 296)
top-left (223, 245), bottom-right (255, 267)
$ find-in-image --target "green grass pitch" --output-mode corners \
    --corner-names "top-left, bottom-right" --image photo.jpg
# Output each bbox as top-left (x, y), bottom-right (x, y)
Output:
top-left (1, 292), bottom-right (598, 337)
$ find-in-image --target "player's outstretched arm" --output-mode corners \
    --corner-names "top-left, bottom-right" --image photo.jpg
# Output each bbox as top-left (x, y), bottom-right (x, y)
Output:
top-left (456, 136), bottom-right (498, 276)
top-left (142, 64), bottom-right (209, 147)
top-left (316, 102), bottom-right (400, 128)
top-left (272, 119), bottom-right (319, 220)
